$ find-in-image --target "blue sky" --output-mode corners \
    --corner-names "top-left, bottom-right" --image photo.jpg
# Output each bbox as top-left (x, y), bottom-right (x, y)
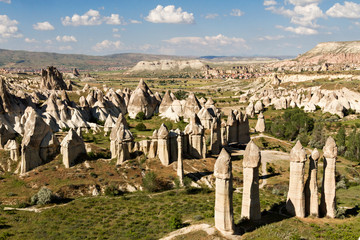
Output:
top-left (0, 0), bottom-right (359, 56)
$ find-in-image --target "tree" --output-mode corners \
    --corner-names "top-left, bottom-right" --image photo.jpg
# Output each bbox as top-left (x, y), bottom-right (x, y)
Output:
top-left (336, 126), bottom-right (346, 155)
top-left (309, 123), bottom-right (326, 149)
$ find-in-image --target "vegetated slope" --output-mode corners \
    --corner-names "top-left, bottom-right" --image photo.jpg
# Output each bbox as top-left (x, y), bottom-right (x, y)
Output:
top-left (296, 41), bottom-right (360, 65)
top-left (0, 49), bottom-right (187, 70)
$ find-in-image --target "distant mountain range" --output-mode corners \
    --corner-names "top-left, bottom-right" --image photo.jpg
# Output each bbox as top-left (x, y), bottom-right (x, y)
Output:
top-left (0, 48), bottom-right (293, 71)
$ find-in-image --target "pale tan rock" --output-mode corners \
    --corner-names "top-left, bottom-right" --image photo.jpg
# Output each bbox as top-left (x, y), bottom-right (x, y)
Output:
top-left (255, 112), bottom-right (265, 133)
top-left (4, 139), bottom-right (19, 161)
top-left (20, 107), bottom-right (59, 174)
top-left (183, 93), bottom-right (201, 119)
top-left (159, 90), bottom-right (175, 114)
top-left (286, 141), bottom-right (307, 218)
top-left (238, 113), bottom-right (250, 144)
top-left (184, 114), bottom-right (206, 159)
top-left (177, 133), bottom-right (184, 186)
top-left (0, 124), bottom-right (16, 149)
top-left (148, 130), bottom-right (158, 159)
top-left (226, 111), bottom-right (238, 144)
top-left (157, 124), bottom-right (170, 166)
top-left (60, 129), bottom-right (86, 168)
top-left (197, 107), bottom-right (213, 129)
top-left (210, 117), bottom-right (221, 155)
top-left (254, 101), bottom-right (264, 114)
top-left (320, 137), bottom-right (337, 218)
top-left (305, 148), bottom-right (320, 217)
top-left (127, 79), bottom-right (159, 119)
top-left (40, 66), bottom-right (68, 90)
top-left (241, 141), bottom-right (261, 220)
top-left (214, 148), bottom-right (234, 234)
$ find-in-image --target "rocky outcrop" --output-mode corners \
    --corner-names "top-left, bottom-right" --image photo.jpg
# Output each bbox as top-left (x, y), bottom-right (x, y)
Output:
top-left (157, 124), bottom-right (170, 166)
top-left (130, 59), bottom-right (204, 72)
top-left (320, 137), bottom-right (337, 218)
top-left (286, 141), bottom-right (307, 218)
top-left (241, 141), bottom-right (261, 220)
top-left (177, 133), bottom-right (184, 186)
top-left (255, 112), bottom-right (265, 133)
top-left (40, 66), bottom-right (68, 90)
top-left (127, 79), bottom-right (159, 119)
top-left (184, 113), bottom-right (206, 159)
top-left (159, 90), bottom-right (176, 114)
top-left (60, 129), bottom-right (86, 168)
top-left (20, 107), bottom-right (59, 174)
top-left (183, 93), bottom-right (201, 119)
top-left (214, 148), bottom-right (234, 234)
top-left (305, 148), bottom-right (320, 217)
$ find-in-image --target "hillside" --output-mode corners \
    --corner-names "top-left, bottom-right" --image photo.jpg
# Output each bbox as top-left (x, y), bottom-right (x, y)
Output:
top-left (0, 49), bottom-right (187, 71)
top-left (296, 41), bottom-right (360, 65)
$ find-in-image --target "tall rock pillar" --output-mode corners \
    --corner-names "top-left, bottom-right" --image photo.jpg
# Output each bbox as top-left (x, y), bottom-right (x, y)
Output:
top-left (286, 141), bottom-right (307, 218)
top-left (320, 137), bottom-right (337, 218)
top-left (214, 148), bottom-right (234, 234)
top-left (305, 148), bottom-right (320, 217)
top-left (241, 141), bottom-right (261, 220)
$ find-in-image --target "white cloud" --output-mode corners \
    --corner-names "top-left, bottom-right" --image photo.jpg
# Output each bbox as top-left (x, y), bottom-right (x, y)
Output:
top-left (277, 25), bottom-right (318, 34)
top-left (326, 1), bottom-right (360, 19)
top-left (230, 9), bottom-right (244, 17)
top-left (33, 21), bottom-right (54, 31)
top-left (24, 38), bottom-right (38, 43)
top-left (56, 35), bottom-right (77, 42)
top-left (44, 39), bottom-right (53, 44)
top-left (113, 33), bottom-right (121, 38)
top-left (258, 35), bottom-right (284, 40)
top-left (264, 0), bottom-right (277, 6)
top-left (165, 34), bottom-right (246, 46)
top-left (145, 5), bottom-right (194, 24)
top-left (287, 0), bottom-right (321, 6)
top-left (104, 14), bottom-right (123, 25)
top-left (112, 28), bottom-right (119, 32)
top-left (266, 2), bottom-right (324, 27)
top-left (59, 46), bottom-right (73, 51)
top-left (291, 3), bottom-right (324, 27)
top-left (92, 40), bottom-right (124, 51)
top-left (62, 9), bottom-right (125, 26)
top-left (130, 19), bottom-right (142, 24)
top-left (205, 13), bottom-right (219, 19)
top-left (0, 15), bottom-right (22, 38)
top-left (0, 0), bottom-right (11, 4)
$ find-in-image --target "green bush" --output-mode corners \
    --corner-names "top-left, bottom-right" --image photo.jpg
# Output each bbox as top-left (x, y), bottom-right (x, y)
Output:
top-left (104, 185), bottom-right (123, 197)
top-left (142, 171), bottom-right (159, 192)
top-left (31, 187), bottom-right (55, 205)
top-left (169, 214), bottom-right (183, 230)
top-left (135, 112), bottom-right (146, 121)
top-left (135, 123), bottom-right (146, 131)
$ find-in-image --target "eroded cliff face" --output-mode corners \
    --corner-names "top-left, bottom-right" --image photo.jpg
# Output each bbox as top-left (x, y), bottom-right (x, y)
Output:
top-left (130, 59), bottom-right (205, 72)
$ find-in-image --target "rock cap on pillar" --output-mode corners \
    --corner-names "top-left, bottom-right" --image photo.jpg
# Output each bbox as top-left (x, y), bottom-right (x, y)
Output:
top-left (214, 148), bottom-right (232, 180)
top-left (290, 141), bottom-right (307, 163)
top-left (243, 140), bottom-right (261, 168)
top-left (311, 148), bottom-right (320, 161)
top-left (158, 123), bottom-right (169, 139)
top-left (323, 137), bottom-right (337, 159)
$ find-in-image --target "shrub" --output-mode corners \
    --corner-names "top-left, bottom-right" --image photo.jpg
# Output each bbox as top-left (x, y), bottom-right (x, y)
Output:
top-left (135, 112), bottom-right (146, 121)
top-left (174, 90), bottom-right (188, 100)
top-left (183, 177), bottom-right (192, 189)
top-left (135, 123), bottom-right (146, 131)
top-left (104, 185), bottom-right (123, 197)
top-left (31, 187), bottom-right (55, 205)
top-left (142, 171), bottom-right (159, 192)
top-left (169, 214), bottom-right (183, 230)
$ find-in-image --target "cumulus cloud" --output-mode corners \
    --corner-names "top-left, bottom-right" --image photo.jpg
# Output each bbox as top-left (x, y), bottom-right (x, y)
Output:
top-left (92, 40), bottom-right (124, 51)
top-left (266, 2), bottom-right (324, 27)
top-left (130, 19), bottom-right (142, 24)
top-left (0, 15), bottom-right (22, 38)
top-left (264, 0), bottom-right (277, 6)
top-left (287, 0), bottom-right (321, 6)
top-left (33, 21), bottom-right (54, 31)
top-left (44, 39), bottom-right (53, 44)
top-left (145, 5), bottom-right (194, 24)
top-left (326, 1), bottom-right (360, 19)
top-left (277, 25), bottom-right (318, 34)
top-left (56, 35), bottom-right (77, 42)
top-left (205, 13), bottom-right (219, 19)
top-left (258, 35), bottom-right (284, 40)
top-left (59, 46), bottom-right (73, 51)
top-left (24, 38), bottom-right (38, 43)
top-left (0, 0), bottom-right (11, 4)
top-left (165, 34), bottom-right (246, 46)
top-left (230, 9), bottom-right (244, 17)
top-left (62, 9), bottom-right (123, 26)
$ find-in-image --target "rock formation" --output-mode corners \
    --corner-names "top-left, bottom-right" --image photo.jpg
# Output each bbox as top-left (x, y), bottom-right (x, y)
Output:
top-left (320, 137), bottom-right (337, 218)
top-left (286, 141), bottom-right (307, 218)
top-left (127, 79), bottom-right (159, 119)
top-left (305, 148), bottom-right (320, 217)
top-left (241, 141), bottom-right (261, 220)
top-left (110, 113), bottom-right (133, 164)
top-left (214, 148), bottom-right (234, 234)
top-left (177, 133), bottom-right (184, 186)
top-left (184, 113), bottom-right (206, 159)
top-left (20, 107), bottom-right (59, 174)
top-left (159, 90), bottom-right (176, 114)
top-left (238, 112), bottom-right (251, 144)
top-left (60, 129), bottom-right (86, 168)
top-left (0, 124), bottom-right (16, 149)
top-left (40, 66), bottom-right (68, 90)
top-left (210, 117), bottom-right (221, 155)
top-left (157, 124), bottom-right (170, 166)
top-left (255, 112), bottom-right (265, 133)
top-left (226, 111), bottom-right (238, 144)
top-left (148, 130), bottom-right (158, 159)
top-left (183, 93), bottom-right (202, 119)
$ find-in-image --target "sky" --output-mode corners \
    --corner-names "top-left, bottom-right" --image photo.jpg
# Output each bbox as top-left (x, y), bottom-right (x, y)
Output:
top-left (0, 0), bottom-right (359, 57)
